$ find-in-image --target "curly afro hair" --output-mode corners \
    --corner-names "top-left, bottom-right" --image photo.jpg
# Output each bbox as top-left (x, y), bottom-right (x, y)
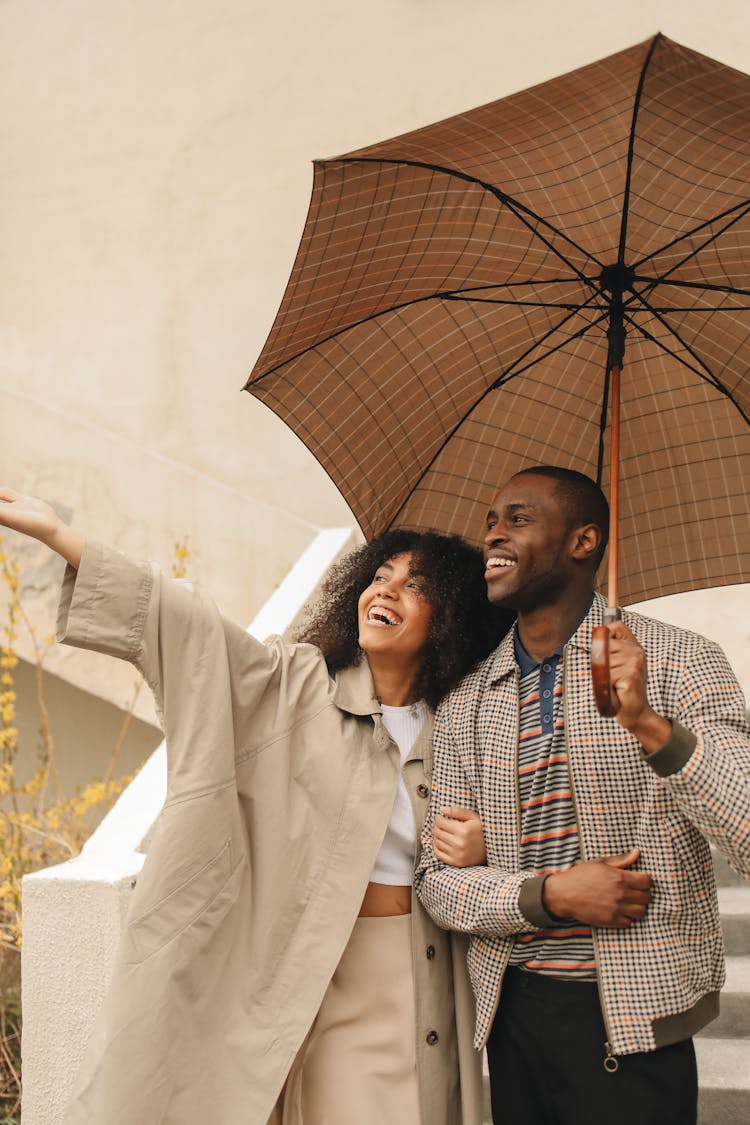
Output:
top-left (295, 529), bottom-right (513, 708)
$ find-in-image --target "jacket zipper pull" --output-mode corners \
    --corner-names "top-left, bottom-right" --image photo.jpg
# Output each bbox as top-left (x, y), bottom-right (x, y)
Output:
top-left (603, 1041), bottom-right (619, 1073)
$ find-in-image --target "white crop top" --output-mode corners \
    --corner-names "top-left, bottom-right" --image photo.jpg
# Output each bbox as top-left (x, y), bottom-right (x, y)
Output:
top-left (369, 700), bottom-right (428, 886)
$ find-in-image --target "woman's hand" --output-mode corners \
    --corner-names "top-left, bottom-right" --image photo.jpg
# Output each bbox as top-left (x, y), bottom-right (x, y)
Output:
top-left (432, 806), bottom-right (486, 867)
top-left (0, 488), bottom-right (83, 569)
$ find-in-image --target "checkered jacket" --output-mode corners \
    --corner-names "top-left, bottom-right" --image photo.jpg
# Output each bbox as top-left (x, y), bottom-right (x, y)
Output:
top-left (415, 593), bottom-right (750, 1056)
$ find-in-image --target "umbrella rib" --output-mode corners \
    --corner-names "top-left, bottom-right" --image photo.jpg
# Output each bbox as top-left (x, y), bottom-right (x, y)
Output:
top-left (444, 296), bottom-right (606, 311)
top-left (626, 297), bottom-right (723, 391)
top-left (631, 202), bottom-right (750, 324)
top-left (616, 33), bottom-right (661, 266)
top-left (246, 291), bottom-right (472, 385)
top-left (385, 305), bottom-right (610, 529)
top-left (491, 307), bottom-right (610, 389)
top-left (456, 278), bottom-right (589, 290)
top-left (629, 319), bottom-right (750, 426)
top-left (634, 278), bottom-right (750, 299)
top-left (626, 290), bottom-right (724, 391)
top-left (480, 289), bottom-right (607, 388)
top-left (246, 283), bottom-right (602, 387)
top-left (334, 155), bottom-right (602, 287)
top-left (626, 305), bottom-right (750, 312)
top-left (633, 198), bottom-right (750, 274)
top-left (623, 296), bottom-right (750, 425)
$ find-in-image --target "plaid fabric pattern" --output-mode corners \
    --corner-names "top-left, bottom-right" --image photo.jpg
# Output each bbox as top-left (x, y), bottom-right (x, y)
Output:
top-left (245, 36), bottom-right (750, 605)
top-left (508, 660), bottom-right (597, 978)
top-left (415, 594), bottom-right (750, 1054)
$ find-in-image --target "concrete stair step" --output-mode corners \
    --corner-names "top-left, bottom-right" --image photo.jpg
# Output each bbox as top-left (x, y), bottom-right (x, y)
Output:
top-left (696, 957), bottom-right (750, 1038)
top-left (711, 848), bottom-right (750, 889)
top-left (697, 1037), bottom-right (750, 1124)
top-left (718, 886), bottom-right (750, 956)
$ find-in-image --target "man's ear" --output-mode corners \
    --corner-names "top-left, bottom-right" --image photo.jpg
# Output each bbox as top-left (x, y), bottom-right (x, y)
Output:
top-left (569, 523), bottom-right (602, 563)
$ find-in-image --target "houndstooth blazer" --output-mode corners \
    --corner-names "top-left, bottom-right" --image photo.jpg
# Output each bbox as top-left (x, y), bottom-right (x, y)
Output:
top-left (415, 592), bottom-right (750, 1057)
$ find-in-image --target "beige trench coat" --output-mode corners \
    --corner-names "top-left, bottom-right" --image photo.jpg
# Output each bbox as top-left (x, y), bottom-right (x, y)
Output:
top-left (57, 541), bottom-right (483, 1125)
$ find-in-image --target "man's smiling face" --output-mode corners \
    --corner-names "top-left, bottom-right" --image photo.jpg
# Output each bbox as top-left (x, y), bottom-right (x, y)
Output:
top-left (482, 473), bottom-right (577, 612)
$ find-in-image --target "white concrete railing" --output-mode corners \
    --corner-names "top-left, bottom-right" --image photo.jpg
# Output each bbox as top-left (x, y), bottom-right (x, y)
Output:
top-left (20, 526), bottom-right (358, 1125)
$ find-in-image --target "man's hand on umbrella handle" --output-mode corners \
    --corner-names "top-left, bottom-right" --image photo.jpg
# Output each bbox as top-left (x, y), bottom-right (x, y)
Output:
top-left (0, 488), bottom-right (83, 569)
top-left (606, 621), bottom-right (672, 752)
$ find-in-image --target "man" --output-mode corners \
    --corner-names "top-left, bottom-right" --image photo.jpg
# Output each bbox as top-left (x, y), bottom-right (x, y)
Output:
top-left (415, 465), bottom-right (750, 1125)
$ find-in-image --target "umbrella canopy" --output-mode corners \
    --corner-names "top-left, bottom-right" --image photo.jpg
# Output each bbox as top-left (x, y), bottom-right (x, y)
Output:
top-left (245, 33), bottom-right (749, 606)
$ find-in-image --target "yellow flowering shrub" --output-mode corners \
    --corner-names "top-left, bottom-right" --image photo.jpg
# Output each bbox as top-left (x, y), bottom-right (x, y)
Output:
top-left (171, 537), bottom-right (191, 579)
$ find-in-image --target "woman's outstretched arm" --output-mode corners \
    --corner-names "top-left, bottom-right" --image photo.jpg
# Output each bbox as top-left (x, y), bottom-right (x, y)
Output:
top-left (0, 488), bottom-right (83, 569)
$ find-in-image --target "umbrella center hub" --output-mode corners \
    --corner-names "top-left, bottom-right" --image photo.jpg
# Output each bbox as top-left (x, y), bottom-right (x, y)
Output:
top-left (599, 263), bottom-right (635, 293)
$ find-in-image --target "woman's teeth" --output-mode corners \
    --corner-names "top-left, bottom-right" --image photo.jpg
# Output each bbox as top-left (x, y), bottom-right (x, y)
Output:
top-left (368, 607), bottom-right (402, 625)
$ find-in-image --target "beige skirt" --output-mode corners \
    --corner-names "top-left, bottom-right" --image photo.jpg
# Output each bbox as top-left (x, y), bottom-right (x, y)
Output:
top-left (278, 912), bottom-right (420, 1125)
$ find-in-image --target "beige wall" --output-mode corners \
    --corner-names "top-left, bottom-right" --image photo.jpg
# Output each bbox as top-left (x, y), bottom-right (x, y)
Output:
top-left (0, 0), bottom-right (748, 723)
top-left (12, 658), bottom-right (162, 796)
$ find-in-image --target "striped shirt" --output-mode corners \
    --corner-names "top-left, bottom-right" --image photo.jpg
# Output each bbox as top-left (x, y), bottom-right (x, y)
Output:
top-left (508, 639), bottom-right (596, 979)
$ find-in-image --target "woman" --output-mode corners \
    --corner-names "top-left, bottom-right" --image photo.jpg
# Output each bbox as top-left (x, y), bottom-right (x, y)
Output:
top-left (0, 488), bottom-right (509, 1125)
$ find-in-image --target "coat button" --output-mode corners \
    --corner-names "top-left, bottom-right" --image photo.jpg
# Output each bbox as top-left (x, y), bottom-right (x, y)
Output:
top-left (426, 945), bottom-right (436, 960)
top-left (426, 1030), bottom-right (439, 1046)
top-left (417, 784), bottom-right (429, 798)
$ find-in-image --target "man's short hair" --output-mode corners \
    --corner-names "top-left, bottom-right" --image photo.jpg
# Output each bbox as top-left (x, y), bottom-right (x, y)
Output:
top-left (513, 465), bottom-right (610, 567)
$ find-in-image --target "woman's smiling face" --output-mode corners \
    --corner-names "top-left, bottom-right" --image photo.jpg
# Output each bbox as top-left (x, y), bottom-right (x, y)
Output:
top-left (357, 552), bottom-right (433, 663)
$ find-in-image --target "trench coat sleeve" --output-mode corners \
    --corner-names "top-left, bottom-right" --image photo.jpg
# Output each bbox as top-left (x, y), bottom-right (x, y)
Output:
top-left (55, 539), bottom-right (313, 796)
top-left (414, 700), bottom-right (544, 937)
top-left (644, 634), bottom-right (750, 877)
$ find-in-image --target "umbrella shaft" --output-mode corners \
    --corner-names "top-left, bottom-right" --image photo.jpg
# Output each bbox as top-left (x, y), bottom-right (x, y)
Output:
top-left (608, 363), bottom-right (621, 609)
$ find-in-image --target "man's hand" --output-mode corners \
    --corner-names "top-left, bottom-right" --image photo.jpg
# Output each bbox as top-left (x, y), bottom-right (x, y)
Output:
top-left (0, 488), bottom-right (83, 568)
top-left (542, 847), bottom-right (652, 928)
top-left (433, 806), bottom-right (486, 867)
top-left (607, 620), bottom-right (672, 752)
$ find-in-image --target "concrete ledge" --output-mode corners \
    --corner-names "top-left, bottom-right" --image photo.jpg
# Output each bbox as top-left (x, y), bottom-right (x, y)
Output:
top-left (21, 854), bottom-right (143, 1125)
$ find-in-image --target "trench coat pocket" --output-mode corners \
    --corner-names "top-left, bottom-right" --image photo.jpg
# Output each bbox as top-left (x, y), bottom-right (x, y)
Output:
top-left (129, 839), bottom-right (235, 962)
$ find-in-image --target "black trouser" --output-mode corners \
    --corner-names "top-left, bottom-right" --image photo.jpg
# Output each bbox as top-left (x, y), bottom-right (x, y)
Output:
top-left (486, 968), bottom-right (697, 1125)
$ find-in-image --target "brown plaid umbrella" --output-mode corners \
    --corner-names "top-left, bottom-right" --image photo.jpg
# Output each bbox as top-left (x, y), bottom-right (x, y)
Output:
top-left (245, 34), bottom-right (749, 620)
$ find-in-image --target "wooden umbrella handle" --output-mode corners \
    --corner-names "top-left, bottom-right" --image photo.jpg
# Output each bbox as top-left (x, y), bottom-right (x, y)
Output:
top-left (591, 608), bottom-right (622, 718)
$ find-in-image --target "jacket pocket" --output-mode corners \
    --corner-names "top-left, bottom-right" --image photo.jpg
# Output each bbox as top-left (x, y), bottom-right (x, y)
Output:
top-left (660, 818), bottom-right (722, 992)
top-left (129, 839), bottom-right (234, 962)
